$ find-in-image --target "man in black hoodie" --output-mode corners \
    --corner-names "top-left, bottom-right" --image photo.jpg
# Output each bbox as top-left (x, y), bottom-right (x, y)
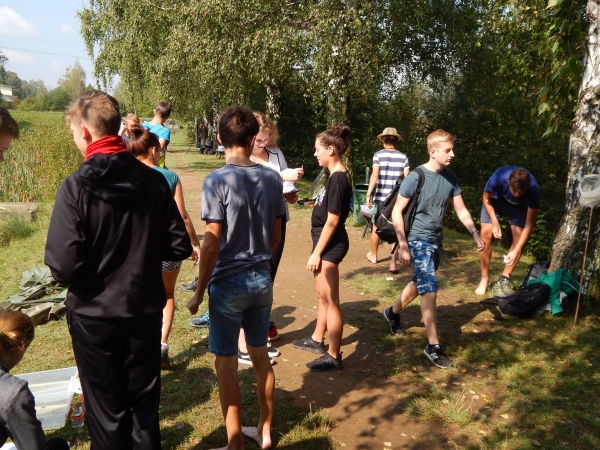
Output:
top-left (45, 90), bottom-right (191, 450)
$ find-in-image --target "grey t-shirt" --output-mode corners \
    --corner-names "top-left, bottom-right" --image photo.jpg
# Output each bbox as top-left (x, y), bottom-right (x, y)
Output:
top-left (399, 165), bottom-right (461, 244)
top-left (201, 164), bottom-right (286, 282)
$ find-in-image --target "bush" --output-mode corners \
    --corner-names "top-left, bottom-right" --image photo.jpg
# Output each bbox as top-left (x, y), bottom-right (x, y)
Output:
top-left (0, 112), bottom-right (82, 202)
top-left (0, 213), bottom-right (35, 247)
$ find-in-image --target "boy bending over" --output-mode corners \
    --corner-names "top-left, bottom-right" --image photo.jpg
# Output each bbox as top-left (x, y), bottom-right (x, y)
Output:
top-left (187, 106), bottom-right (285, 449)
top-left (383, 130), bottom-right (485, 368)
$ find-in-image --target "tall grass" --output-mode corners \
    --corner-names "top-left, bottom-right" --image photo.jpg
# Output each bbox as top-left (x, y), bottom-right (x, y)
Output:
top-left (0, 213), bottom-right (35, 246)
top-left (0, 112), bottom-right (82, 202)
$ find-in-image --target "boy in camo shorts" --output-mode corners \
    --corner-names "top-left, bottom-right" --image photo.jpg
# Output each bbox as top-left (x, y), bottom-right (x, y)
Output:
top-left (383, 130), bottom-right (485, 368)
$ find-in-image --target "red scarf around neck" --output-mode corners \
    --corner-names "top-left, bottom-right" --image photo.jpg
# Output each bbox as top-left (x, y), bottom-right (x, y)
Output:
top-left (85, 136), bottom-right (128, 161)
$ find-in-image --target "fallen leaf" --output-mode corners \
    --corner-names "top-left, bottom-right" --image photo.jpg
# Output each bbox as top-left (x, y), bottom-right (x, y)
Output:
top-left (425, 377), bottom-right (433, 382)
top-left (340, 444), bottom-right (346, 447)
top-left (500, 414), bottom-right (509, 419)
top-left (412, 367), bottom-right (417, 371)
top-left (440, 383), bottom-right (447, 387)
top-left (401, 433), bottom-right (407, 437)
top-left (461, 383), bottom-right (466, 386)
top-left (460, 369), bottom-right (467, 373)
top-left (473, 395), bottom-right (480, 400)
top-left (452, 382), bottom-right (460, 386)
top-left (283, 358), bottom-right (289, 362)
top-left (384, 442), bottom-right (392, 447)
top-left (329, 377), bottom-right (334, 380)
top-left (532, 440), bottom-right (542, 447)
top-left (442, 399), bottom-right (450, 404)
top-left (469, 390), bottom-right (476, 394)
top-left (478, 430), bottom-right (487, 435)
top-left (327, 391), bottom-right (332, 394)
top-left (175, 422), bottom-right (185, 429)
top-left (489, 362), bottom-right (495, 366)
top-left (300, 396), bottom-right (306, 398)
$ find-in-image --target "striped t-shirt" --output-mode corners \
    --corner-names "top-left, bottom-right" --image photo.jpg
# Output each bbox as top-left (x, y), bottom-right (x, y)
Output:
top-left (373, 149), bottom-right (410, 202)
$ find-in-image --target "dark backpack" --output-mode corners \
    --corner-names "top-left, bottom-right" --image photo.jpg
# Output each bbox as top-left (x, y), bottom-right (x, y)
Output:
top-left (374, 168), bottom-right (425, 244)
top-left (496, 283), bottom-right (551, 317)
top-left (513, 261), bottom-right (549, 290)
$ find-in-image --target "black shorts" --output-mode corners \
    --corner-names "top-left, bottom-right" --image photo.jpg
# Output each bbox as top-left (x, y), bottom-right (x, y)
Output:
top-left (311, 227), bottom-right (349, 264)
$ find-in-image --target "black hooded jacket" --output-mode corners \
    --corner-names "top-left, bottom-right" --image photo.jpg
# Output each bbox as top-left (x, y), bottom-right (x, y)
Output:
top-left (45, 151), bottom-right (192, 319)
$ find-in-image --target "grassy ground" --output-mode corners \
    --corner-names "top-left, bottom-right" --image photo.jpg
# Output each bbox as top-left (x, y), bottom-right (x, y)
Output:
top-left (2, 125), bottom-right (599, 449)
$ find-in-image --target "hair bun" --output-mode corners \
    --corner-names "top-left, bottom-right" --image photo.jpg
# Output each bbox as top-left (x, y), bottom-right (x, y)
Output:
top-left (331, 124), bottom-right (351, 140)
top-left (129, 124), bottom-right (145, 137)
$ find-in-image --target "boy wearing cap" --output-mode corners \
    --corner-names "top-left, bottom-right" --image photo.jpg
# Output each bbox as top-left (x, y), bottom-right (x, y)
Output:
top-left (366, 127), bottom-right (410, 273)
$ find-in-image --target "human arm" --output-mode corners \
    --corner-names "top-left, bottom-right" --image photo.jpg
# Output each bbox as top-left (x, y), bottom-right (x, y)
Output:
top-left (280, 167), bottom-right (304, 181)
top-left (482, 191), bottom-right (502, 239)
top-left (366, 165), bottom-right (380, 208)
top-left (307, 211), bottom-right (340, 271)
top-left (173, 182), bottom-right (201, 264)
top-left (270, 217), bottom-right (282, 252)
top-left (451, 194), bottom-right (485, 251)
top-left (505, 207), bottom-right (538, 266)
top-left (187, 221), bottom-right (221, 315)
top-left (2, 385), bottom-right (49, 450)
top-left (403, 167), bottom-right (410, 177)
top-left (391, 194), bottom-right (412, 265)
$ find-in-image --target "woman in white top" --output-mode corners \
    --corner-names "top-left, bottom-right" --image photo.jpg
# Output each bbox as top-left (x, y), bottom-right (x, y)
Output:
top-left (236, 112), bottom-right (304, 364)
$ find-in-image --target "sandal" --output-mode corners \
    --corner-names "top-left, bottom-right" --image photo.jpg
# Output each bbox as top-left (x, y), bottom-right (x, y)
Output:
top-left (366, 252), bottom-right (377, 264)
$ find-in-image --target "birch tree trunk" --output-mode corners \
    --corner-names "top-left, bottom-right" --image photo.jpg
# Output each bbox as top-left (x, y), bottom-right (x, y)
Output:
top-left (549, 0), bottom-right (600, 297)
top-left (265, 78), bottom-right (282, 125)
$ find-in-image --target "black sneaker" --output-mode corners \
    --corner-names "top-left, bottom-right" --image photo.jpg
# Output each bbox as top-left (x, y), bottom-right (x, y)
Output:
top-left (306, 352), bottom-right (343, 372)
top-left (383, 306), bottom-right (405, 336)
top-left (180, 276), bottom-right (198, 292)
top-left (267, 342), bottom-right (280, 357)
top-left (292, 336), bottom-right (326, 354)
top-left (423, 344), bottom-right (452, 369)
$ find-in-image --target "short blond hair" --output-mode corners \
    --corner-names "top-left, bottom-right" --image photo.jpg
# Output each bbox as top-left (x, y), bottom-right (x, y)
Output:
top-left (253, 112), bottom-right (279, 147)
top-left (125, 113), bottom-right (140, 124)
top-left (427, 129), bottom-right (455, 150)
top-left (66, 90), bottom-right (121, 137)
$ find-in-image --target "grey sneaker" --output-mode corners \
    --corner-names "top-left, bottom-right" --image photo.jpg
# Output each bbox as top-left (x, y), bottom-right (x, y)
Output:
top-left (492, 277), bottom-right (513, 298)
top-left (383, 306), bottom-right (405, 335)
top-left (306, 352), bottom-right (343, 372)
top-left (180, 276), bottom-right (198, 292)
top-left (267, 342), bottom-right (280, 357)
top-left (292, 336), bottom-right (326, 354)
top-left (190, 310), bottom-right (209, 328)
top-left (424, 344), bottom-right (452, 369)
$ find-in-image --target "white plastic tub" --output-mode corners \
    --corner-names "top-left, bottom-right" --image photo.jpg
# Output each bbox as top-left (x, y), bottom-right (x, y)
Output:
top-left (14, 367), bottom-right (78, 430)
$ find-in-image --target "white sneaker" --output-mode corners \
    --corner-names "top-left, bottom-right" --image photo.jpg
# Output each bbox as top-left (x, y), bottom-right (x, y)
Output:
top-left (238, 350), bottom-right (274, 366)
top-left (267, 342), bottom-right (281, 357)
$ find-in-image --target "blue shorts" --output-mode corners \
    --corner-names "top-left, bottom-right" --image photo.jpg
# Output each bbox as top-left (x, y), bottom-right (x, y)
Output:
top-left (208, 268), bottom-right (273, 357)
top-left (408, 240), bottom-right (440, 295)
top-left (480, 197), bottom-right (527, 228)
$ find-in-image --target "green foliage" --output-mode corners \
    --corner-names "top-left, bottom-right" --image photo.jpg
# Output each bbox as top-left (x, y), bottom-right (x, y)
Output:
top-left (0, 112), bottom-right (82, 202)
top-left (0, 213), bottom-right (35, 247)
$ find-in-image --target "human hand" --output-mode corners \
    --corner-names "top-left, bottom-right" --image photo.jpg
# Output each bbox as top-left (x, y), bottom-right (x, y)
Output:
top-left (492, 223), bottom-right (502, 239)
top-left (307, 253), bottom-right (322, 272)
top-left (504, 249), bottom-right (521, 266)
top-left (191, 245), bottom-right (201, 265)
top-left (284, 193), bottom-right (299, 204)
top-left (398, 246), bottom-right (411, 266)
top-left (286, 168), bottom-right (304, 181)
top-left (187, 291), bottom-right (204, 315)
top-left (367, 197), bottom-right (373, 208)
top-left (474, 234), bottom-right (486, 251)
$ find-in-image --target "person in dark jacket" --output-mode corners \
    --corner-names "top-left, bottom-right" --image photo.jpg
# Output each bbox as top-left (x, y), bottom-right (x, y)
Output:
top-left (0, 310), bottom-right (69, 450)
top-left (45, 90), bottom-right (192, 450)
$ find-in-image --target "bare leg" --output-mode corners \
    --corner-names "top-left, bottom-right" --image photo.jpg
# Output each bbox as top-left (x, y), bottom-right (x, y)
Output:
top-left (243, 345), bottom-right (274, 449)
top-left (214, 355), bottom-right (244, 450)
top-left (389, 245), bottom-right (399, 272)
top-left (502, 225), bottom-right (524, 278)
top-left (238, 328), bottom-right (247, 353)
top-left (476, 224), bottom-right (493, 295)
top-left (311, 273), bottom-right (327, 343)
top-left (161, 267), bottom-right (181, 344)
top-left (369, 224), bottom-right (379, 262)
top-left (392, 281), bottom-right (418, 314)
top-left (312, 261), bottom-right (342, 358)
top-left (420, 292), bottom-right (439, 345)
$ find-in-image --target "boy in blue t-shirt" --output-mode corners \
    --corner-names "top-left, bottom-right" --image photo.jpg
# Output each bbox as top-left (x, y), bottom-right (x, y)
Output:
top-left (475, 167), bottom-right (540, 297)
top-left (383, 130), bottom-right (485, 369)
top-left (142, 101), bottom-right (171, 168)
top-left (187, 106), bottom-right (285, 450)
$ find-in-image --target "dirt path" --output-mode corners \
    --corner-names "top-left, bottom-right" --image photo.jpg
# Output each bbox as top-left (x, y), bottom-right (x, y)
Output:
top-left (170, 150), bottom-right (489, 449)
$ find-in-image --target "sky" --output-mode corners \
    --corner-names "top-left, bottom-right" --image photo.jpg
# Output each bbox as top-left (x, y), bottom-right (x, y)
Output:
top-left (0, 1), bottom-right (95, 89)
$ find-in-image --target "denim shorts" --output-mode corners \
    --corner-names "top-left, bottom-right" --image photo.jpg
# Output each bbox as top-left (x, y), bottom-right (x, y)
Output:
top-left (480, 197), bottom-right (527, 228)
top-left (208, 268), bottom-right (273, 357)
top-left (408, 240), bottom-right (440, 295)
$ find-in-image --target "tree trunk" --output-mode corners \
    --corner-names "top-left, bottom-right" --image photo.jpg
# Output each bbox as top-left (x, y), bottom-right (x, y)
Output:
top-left (549, 0), bottom-right (600, 297)
top-left (265, 78), bottom-right (282, 124)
